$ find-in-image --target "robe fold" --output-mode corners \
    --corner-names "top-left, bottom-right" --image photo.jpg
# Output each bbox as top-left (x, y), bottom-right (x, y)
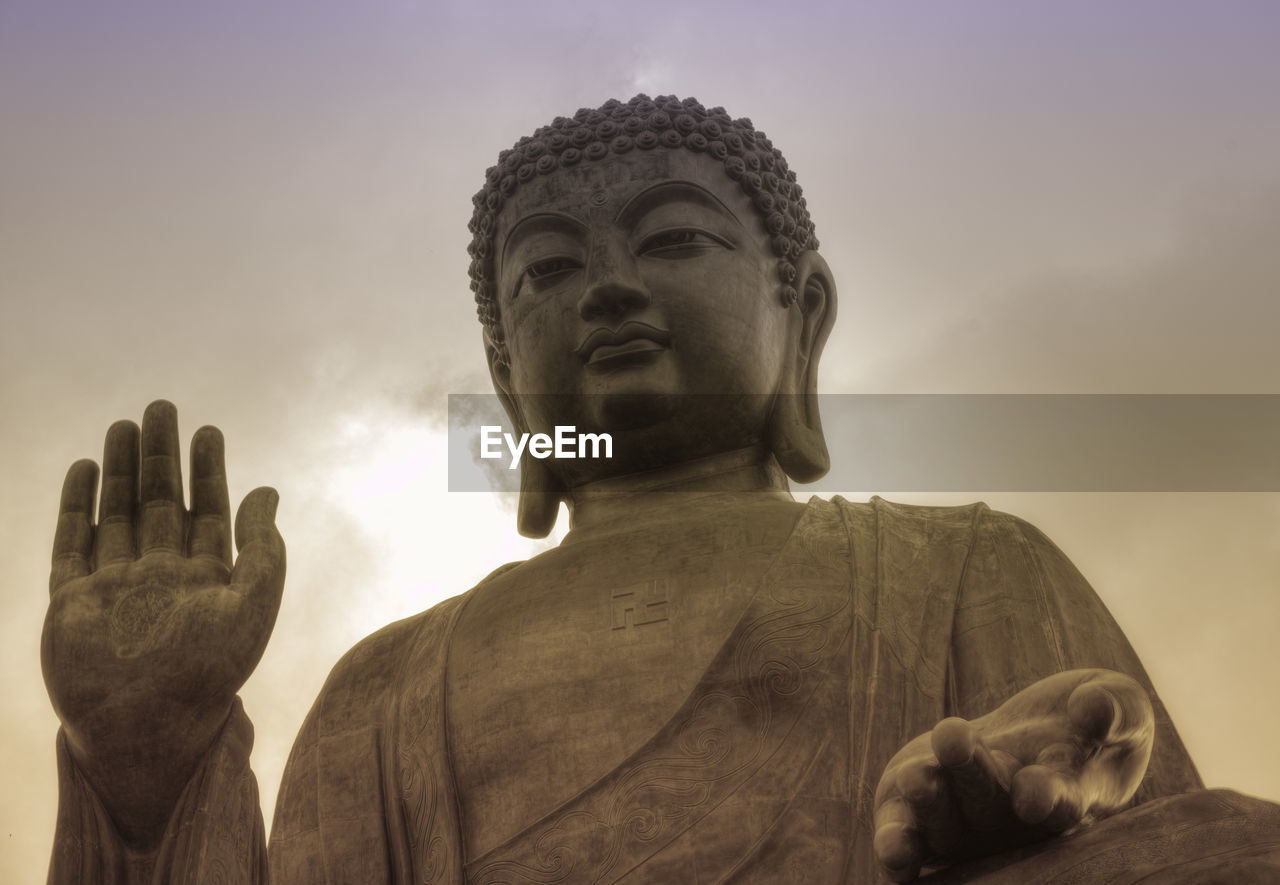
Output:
top-left (49, 497), bottom-right (1279, 884)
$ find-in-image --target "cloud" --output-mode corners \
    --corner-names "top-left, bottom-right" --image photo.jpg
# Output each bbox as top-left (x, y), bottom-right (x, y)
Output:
top-left (843, 184), bottom-right (1280, 394)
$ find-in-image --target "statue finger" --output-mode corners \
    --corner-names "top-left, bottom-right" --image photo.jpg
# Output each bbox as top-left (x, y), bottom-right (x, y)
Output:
top-left (1068, 675), bottom-right (1154, 812)
top-left (188, 425), bottom-right (232, 567)
top-left (230, 487), bottom-right (285, 617)
top-left (931, 717), bottom-right (1016, 829)
top-left (138, 400), bottom-right (186, 554)
top-left (1010, 763), bottom-right (1083, 832)
top-left (95, 419), bottom-right (139, 566)
top-left (896, 757), bottom-right (964, 858)
top-left (1067, 672), bottom-right (1154, 749)
top-left (51, 459), bottom-right (97, 593)
top-left (873, 797), bottom-right (924, 883)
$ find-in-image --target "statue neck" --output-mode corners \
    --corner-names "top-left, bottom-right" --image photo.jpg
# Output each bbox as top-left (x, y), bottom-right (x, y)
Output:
top-left (563, 445), bottom-right (794, 538)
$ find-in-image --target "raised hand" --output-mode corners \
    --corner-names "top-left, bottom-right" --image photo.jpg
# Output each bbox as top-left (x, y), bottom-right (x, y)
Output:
top-left (41, 400), bottom-right (285, 848)
top-left (873, 669), bottom-right (1155, 882)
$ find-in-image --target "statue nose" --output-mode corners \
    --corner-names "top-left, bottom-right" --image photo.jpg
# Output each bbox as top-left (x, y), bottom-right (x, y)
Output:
top-left (578, 240), bottom-right (650, 321)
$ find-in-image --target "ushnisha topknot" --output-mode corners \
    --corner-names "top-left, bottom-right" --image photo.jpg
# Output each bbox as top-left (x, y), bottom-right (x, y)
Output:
top-left (468, 95), bottom-right (819, 364)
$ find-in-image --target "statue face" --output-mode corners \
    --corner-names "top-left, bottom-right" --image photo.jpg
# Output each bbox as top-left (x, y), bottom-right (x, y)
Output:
top-left (492, 148), bottom-right (799, 482)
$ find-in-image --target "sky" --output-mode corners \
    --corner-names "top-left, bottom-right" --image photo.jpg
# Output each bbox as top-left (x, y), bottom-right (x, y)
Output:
top-left (3, 0), bottom-right (1279, 879)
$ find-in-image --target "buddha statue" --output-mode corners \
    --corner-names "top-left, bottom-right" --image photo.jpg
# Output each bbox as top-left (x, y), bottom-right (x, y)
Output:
top-left (42, 96), bottom-right (1279, 883)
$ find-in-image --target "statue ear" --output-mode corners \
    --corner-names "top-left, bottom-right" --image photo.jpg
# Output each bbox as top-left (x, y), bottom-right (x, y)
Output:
top-left (486, 335), bottom-right (564, 538)
top-left (769, 250), bottom-right (837, 483)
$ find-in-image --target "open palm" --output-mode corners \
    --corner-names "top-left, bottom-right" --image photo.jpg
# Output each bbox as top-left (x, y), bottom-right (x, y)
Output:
top-left (41, 400), bottom-right (285, 845)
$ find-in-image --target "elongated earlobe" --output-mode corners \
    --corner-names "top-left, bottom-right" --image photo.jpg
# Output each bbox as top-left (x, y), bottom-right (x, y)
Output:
top-left (487, 335), bottom-right (564, 538)
top-left (517, 456), bottom-right (563, 538)
top-left (770, 389), bottom-right (830, 482)
top-left (768, 251), bottom-right (837, 483)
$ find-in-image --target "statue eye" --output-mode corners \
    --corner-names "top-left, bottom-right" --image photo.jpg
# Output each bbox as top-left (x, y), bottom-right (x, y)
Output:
top-left (638, 228), bottom-right (730, 257)
top-left (512, 255), bottom-right (583, 300)
top-left (525, 256), bottom-right (581, 280)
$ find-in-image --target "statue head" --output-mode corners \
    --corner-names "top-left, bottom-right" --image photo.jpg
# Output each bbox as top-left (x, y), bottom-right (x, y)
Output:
top-left (469, 96), bottom-right (837, 536)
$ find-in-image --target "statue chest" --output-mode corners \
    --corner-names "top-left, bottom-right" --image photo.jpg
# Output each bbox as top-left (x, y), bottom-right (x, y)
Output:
top-left (444, 536), bottom-right (784, 861)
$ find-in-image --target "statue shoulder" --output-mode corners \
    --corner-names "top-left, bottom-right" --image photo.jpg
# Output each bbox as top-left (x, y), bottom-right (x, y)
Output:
top-left (312, 562), bottom-right (523, 716)
top-left (319, 589), bottom-right (488, 712)
top-left (829, 494), bottom-right (1065, 553)
top-left (830, 494), bottom-right (991, 529)
top-left (317, 611), bottom-right (429, 709)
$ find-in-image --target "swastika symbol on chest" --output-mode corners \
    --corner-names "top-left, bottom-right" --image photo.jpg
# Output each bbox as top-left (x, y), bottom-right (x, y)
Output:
top-left (610, 579), bottom-right (670, 630)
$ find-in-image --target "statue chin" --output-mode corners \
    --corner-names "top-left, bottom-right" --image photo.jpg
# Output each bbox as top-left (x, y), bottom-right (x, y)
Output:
top-left (589, 391), bottom-right (676, 433)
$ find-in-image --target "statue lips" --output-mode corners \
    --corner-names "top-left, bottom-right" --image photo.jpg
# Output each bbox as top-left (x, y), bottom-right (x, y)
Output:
top-left (575, 321), bottom-right (672, 370)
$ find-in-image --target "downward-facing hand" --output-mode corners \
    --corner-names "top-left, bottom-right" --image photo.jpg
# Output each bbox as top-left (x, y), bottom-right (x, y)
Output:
top-left (873, 669), bottom-right (1155, 882)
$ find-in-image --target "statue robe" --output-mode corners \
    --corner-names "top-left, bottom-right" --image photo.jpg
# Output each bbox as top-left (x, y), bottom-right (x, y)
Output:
top-left (49, 497), bottom-right (1280, 883)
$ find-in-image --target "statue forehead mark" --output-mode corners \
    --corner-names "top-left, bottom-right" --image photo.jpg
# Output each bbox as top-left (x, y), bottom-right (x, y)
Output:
top-left (586, 187), bottom-right (611, 219)
top-left (567, 151), bottom-right (679, 213)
